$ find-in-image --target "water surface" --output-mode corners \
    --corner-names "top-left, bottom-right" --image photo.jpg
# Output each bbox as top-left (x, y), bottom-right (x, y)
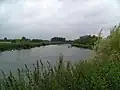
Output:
top-left (0, 44), bottom-right (93, 73)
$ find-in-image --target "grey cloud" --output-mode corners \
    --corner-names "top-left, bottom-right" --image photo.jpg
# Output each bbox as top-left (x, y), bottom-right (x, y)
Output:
top-left (0, 0), bottom-right (120, 39)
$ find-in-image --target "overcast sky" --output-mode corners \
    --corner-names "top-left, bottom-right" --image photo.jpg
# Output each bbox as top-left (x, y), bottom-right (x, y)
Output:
top-left (0, 0), bottom-right (120, 39)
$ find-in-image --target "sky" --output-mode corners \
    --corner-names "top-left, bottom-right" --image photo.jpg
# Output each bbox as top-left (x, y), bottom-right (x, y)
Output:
top-left (0, 0), bottom-right (120, 40)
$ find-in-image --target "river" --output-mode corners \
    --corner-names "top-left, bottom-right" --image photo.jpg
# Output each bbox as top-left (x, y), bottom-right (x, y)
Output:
top-left (0, 44), bottom-right (93, 73)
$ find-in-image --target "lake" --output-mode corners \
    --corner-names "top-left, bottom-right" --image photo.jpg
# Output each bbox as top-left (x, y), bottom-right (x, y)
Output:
top-left (0, 44), bottom-right (93, 73)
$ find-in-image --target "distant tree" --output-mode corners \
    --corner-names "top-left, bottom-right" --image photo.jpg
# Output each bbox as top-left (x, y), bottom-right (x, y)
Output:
top-left (21, 37), bottom-right (26, 40)
top-left (51, 37), bottom-right (66, 42)
top-left (4, 37), bottom-right (7, 41)
top-left (74, 35), bottom-right (99, 45)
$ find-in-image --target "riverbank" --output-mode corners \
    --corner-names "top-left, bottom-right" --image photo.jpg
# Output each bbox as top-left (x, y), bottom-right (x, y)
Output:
top-left (0, 42), bottom-right (50, 52)
top-left (0, 42), bottom-right (69, 52)
top-left (0, 42), bottom-right (93, 52)
top-left (71, 43), bottom-right (93, 49)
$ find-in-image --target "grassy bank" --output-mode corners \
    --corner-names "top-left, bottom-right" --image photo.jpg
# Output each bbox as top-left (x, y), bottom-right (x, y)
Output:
top-left (0, 42), bottom-right (50, 52)
top-left (71, 43), bottom-right (93, 49)
top-left (0, 25), bottom-right (120, 90)
top-left (0, 41), bottom-right (69, 52)
top-left (71, 34), bottom-right (98, 49)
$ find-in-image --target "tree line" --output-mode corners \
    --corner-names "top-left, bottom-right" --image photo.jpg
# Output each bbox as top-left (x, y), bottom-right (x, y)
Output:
top-left (0, 35), bottom-right (99, 45)
top-left (74, 35), bottom-right (98, 45)
top-left (0, 37), bottom-right (48, 43)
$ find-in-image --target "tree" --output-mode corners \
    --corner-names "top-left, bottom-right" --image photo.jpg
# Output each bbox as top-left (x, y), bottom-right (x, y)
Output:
top-left (51, 37), bottom-right (66, 42)
top-left (4, 37), bottom-right (7, 41)
top-left (21, 37), bottom-right (26, 40)
top-left (74, 35), bottom-right (98, 45)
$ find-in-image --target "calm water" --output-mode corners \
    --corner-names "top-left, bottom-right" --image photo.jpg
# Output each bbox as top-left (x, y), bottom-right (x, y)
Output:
top-left (0, 44), bottom-right (93, 73)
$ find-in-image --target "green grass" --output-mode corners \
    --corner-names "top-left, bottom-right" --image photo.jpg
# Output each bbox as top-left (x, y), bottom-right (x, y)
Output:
top-left (1, 25), bottom-right (120, 90)
top-left (0, 41), bottom-right (67, 52)
top-left (71, 43), bottom-right (93, 49)
top-left (0, 42), bottom-right (50, 52)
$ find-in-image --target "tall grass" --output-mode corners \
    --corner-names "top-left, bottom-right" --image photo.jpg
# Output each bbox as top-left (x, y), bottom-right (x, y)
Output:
top-left (1, 25), bottom-right (120, 90)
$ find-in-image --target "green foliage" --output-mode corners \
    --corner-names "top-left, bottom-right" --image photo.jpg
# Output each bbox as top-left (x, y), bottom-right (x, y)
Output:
top-left (75, 35), bottom-right (98, 45)
top-left (72, 43), bottom-right (93, 49)
top-left (72, 35), bottom-right (99, 49)
top-left (51, 37), bottom-right (66, 42)
top-left (4, 37), bottom-right (7, 41)
top-left (31, 39), bottom-right (43, 43)
top-left (21, 37), bottom-right (26, 40)
top-left (0, 37), bottom-right (51, 51)
top-left (0, 43), bottom-right (50, 51)
top-left (95, 25), bottom-right (120, 60)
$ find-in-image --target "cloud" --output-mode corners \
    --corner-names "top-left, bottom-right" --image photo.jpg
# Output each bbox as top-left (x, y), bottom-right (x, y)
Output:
top-left (0, 0), bottom-right (120, 39)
